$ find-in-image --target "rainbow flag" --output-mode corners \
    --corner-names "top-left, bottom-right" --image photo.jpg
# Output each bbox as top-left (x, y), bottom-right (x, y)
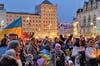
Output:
top-left (0, 17), bottom-right (22, 40)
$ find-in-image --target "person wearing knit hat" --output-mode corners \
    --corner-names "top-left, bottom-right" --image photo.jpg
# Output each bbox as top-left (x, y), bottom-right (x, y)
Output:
top-left (55, 43), bottom-right (65, 66)
top-left (0, 49), bottom-right (18, 66)
top-left (8, 33), bottom-right (18, 41)
top-left (7, 40), bottom-right (22, 66)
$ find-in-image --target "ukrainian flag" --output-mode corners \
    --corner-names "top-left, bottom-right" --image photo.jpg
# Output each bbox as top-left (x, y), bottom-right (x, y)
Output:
top-left (0, 17), bottom-right (22, 40)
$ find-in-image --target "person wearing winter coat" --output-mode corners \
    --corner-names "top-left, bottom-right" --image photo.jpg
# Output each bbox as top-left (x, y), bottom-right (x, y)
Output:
top-left (72, 38), bottom-right (85, 66)
top-left (55, 44), bottom-right (65, 66)
top-left (0, 38), bottom-right (9, 58)
top-left (85, 40), bottom-right (98, 66)
top-left (0, 49), bottom-right (18, 66)
top-left (7, 40), bottom-right (22, 66)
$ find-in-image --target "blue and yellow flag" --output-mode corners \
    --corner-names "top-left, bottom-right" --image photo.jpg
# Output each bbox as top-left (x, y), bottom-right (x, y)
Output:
top-left (0, 17), bottom-right (22, 40)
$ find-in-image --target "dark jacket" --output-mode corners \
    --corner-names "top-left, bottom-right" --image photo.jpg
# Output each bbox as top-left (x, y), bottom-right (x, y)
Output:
top-left (55, 50), bottom-right (65, 66)
top-left (0, 56), bottom-right (18, 66)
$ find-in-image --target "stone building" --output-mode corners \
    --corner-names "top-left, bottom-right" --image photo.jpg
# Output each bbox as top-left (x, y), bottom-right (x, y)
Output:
top-left (6, 0), bottom-right (58, 38)
top-left (0, 4), bottom-right (6, 31)
top-left (77, 0), bottom-right (100, 37)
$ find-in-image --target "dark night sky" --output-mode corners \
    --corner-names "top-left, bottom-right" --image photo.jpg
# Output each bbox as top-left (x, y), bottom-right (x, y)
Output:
top-left (0, 0), bottom-right (85, 23)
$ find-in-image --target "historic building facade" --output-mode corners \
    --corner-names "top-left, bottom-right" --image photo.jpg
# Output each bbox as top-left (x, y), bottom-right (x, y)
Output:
top-left (0, 4), bottom-right (6, 31)
top-left (6, 0), bottom-right (58, 38)
top-left (77, 0), bottom-right (100, 37)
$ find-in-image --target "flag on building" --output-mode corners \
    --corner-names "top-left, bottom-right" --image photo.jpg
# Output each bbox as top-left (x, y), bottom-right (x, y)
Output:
top-left (0, 17), bottom-right (22, 40)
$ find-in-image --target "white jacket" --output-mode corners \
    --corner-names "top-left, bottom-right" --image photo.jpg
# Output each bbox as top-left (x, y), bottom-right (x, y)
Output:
top-left (85, 47), bottom-right (97, 60)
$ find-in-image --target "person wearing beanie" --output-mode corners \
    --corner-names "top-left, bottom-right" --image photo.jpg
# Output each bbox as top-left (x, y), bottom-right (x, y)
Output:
top-left (55, 44), bottom-right (65, 66)
top-left (0, 49), bottom-right (18, 66)
top-left (7, 40), bottom-right (22, 66)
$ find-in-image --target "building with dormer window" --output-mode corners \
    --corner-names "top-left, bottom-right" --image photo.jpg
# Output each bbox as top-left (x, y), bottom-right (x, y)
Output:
top-left (76, 0), bottom-right (100, 37)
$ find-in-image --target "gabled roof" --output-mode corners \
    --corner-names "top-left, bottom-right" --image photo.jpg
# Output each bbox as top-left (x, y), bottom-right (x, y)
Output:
top-left (41, 0), bottom-right (52, 5)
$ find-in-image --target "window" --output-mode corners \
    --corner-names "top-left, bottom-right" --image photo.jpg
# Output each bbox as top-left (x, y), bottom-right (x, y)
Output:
top-left (10, 19), bottom-right (12, 21)
top-left (36, 24), bottom-right (38, 26)
top-left (93, 14), bottom-right (96, 25)
top-left (88, 15), bottom-right (91, 25)
top-left (23, 28), bottom-right (25, 30)
top-left (83, 16), bottom-right (86, 26)
top-left (23, 20), bottom-right (25, 22)
top-left (23, 16), bottom-right (25, 18)
top-left (23, 24), bottom-right (25, 26)
top-left (16, 16), bottom-right (18, 17)
top-left (30, 20), bottom-right (31, 22)
top-left (36, 28), bottom-right (38, 31)
top-left (7, 19), bottom-right (9, 21)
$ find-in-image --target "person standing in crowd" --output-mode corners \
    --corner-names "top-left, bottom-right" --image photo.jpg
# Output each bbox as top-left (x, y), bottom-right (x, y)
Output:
top-left (38, 40), bottom-right (44, 51)
top-left (55, 44), bottom-right (65, 66)
top-left (42, 40), bottom-right (52, 66)
top-left (71, 38), bottom-right (85, 66)
top-left (0, 49), bottom-right (18, 66)
top-left (43, 40), bottom-right (52, 55)
top-left (65, 40), bottom-right (73, 57)
top-left (85, 40), bottom-right (98, 66)
top-left (8, 33), bottom-right (18, 41)
top-left (7, 40), bottom-right (22, 66)
top-left (25, 39), bottom-right (30, 46)
top-left (0, 38), bottom-right (9, 58)
top-left (27, 38), bottom-right (38, 56)
top-left (52, 37), bottom-right (60, 49)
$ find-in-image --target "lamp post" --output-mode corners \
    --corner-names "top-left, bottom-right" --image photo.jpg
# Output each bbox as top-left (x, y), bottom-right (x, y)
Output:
top-left (94, 26), bottom-right (97, 36)
top-left (38, 28), bottom-right (40, 38)
top-left (48, 24), bottom-right (51, 37)
top-left (27, 17), bottom-right (30, 35)
top-left (0, 20), bottom-right (5, 31)
top-left (90, 22), bottom-right (94, 37)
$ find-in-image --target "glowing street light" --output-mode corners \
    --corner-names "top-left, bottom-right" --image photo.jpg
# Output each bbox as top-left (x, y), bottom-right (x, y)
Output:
top-left (90, 22), bottom-right (94, 26)
top-left (48, 24), bottom-right (52, 37)
top-left (94, 26), bottom-right (97, 28)
top-left (97, 17), bottom-right (100, 20)
top-left (27, 17), bottom-right (30, 35)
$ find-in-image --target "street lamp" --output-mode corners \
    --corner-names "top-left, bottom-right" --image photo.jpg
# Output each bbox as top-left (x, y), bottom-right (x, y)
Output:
top-left (0, 20), bottom-right (5, 31)
top-left (90, 22), bottom-right (94, 37)
top-left (48, 24), bottom-right (52, 37)
top-left (27, 17), bottom-right (30, 35)
top-left (94, 26), bottom-right (97, 35)
top-left (90, 22), bottom-right (94, 26)
top-left (96, 17), bottom-right (100, 20)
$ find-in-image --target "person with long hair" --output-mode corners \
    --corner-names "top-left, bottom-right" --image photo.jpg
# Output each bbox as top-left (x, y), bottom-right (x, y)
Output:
top-left (0, 38), bottom-right (9, 58)
top-left (71, 38), bottom-right (85, 66)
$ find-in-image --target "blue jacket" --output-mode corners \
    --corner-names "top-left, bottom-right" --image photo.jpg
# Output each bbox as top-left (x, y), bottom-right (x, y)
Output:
top-left (52, 42), bottom-right (56, 49)
top-left (42, 49), bottom-right (51, 55)
top-left (0, 46), bottom-right (7, 58)
top-left (39, 45), bottom-right (44, 51)
top-left (61, 44), bottom-right (69, 51)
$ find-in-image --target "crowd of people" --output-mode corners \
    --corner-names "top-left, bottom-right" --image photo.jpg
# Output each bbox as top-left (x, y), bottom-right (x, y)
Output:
top-left (0, 33), bottom-right (100, 66)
